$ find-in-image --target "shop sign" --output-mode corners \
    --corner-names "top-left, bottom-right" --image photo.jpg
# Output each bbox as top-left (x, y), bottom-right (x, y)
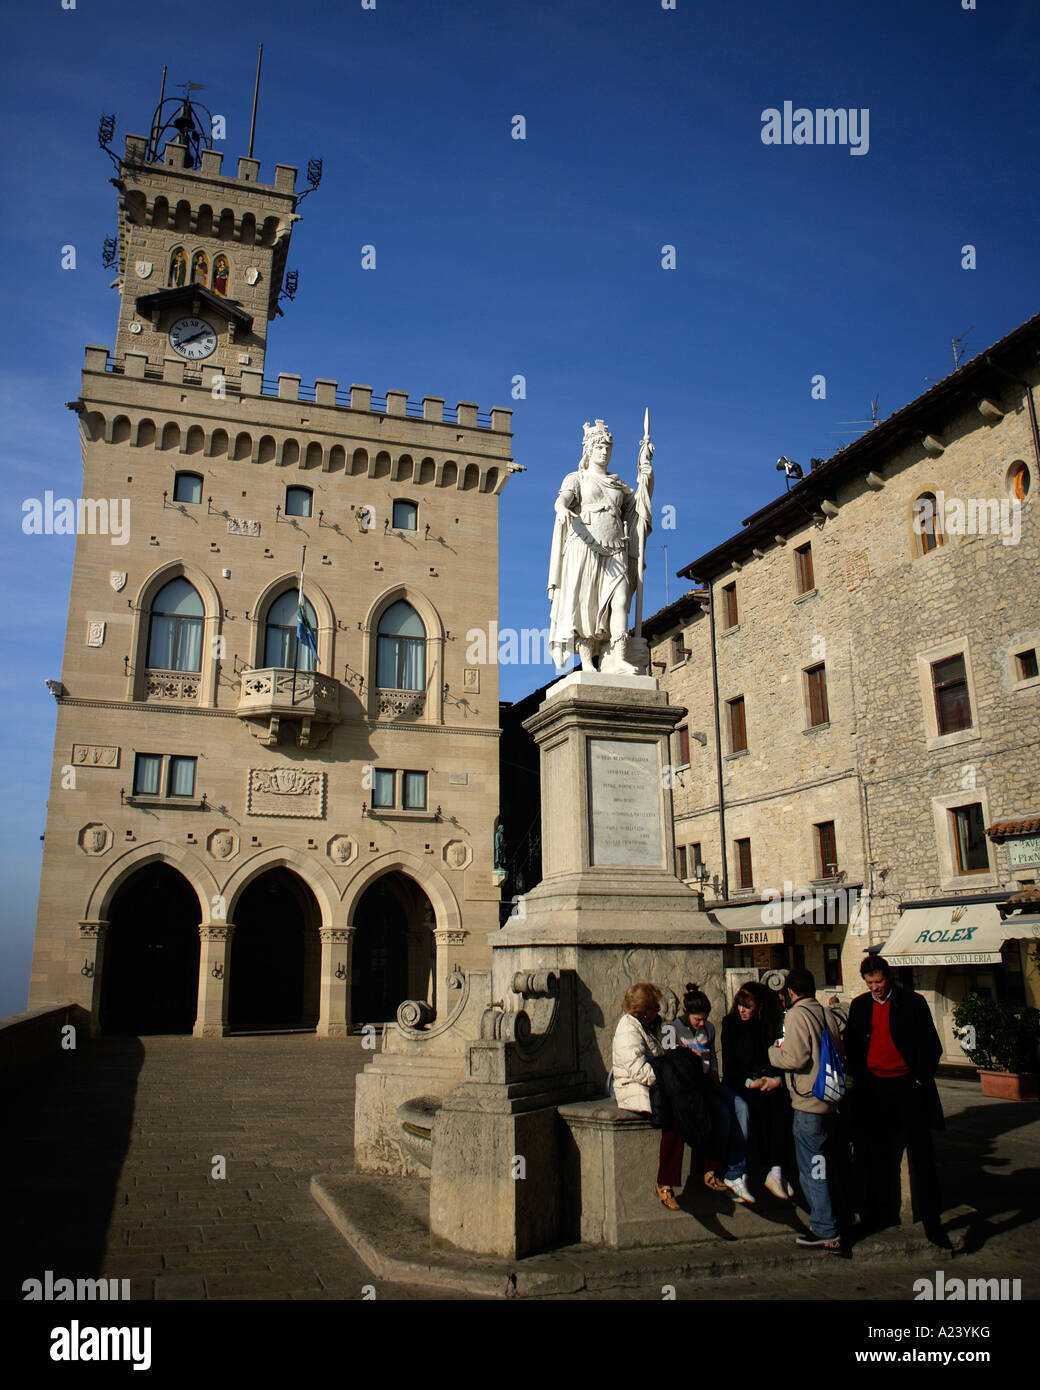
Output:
top-left (1008, 836), bottom-right (1040, 869)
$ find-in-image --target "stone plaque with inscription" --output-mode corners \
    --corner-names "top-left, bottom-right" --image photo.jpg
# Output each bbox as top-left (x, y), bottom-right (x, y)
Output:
top-left (247, 767), bottom-right (326, 818)
top-left (587, 738), bottom-right (663, 867)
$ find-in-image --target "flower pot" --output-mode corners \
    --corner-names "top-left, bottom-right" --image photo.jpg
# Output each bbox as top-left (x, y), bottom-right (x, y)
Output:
top-left (978, 1069), bottom-right (1038, 1102)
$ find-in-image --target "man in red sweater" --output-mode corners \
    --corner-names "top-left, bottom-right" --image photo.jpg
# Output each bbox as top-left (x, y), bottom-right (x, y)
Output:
top-left (843, 955), bottom-right (946, 1245)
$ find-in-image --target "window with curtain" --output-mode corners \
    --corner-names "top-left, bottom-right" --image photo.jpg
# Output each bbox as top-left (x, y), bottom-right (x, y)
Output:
top-left (377, 601), bottom-right (426, 690)
top-left (373, 768), bottom-right (395, 808)
top-left (285, 486), bottom-right (312, 518)
top-left (173, 472), bottom-right (203, 504)
top-left (402, 771), bottom-right (427, 810)
top-left (133, 754), bottom-right (162, 796)
top-left (263, 590), bottom-right (317, 671)
top-left (168, 757), bottom-right (196, 797)
top-left (146, 577), bottom-right (204, 672)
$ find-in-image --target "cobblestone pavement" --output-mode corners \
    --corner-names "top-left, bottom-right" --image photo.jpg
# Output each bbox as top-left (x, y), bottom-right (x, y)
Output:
top-left (2, 1034), bottom-right (472, 1301)
top-left (3, 1039), bottom-right (1038, 1302)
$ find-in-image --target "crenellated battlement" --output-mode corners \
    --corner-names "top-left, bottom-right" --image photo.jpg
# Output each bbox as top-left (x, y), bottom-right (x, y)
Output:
top-left (122, 132), bottom-right (298, 196)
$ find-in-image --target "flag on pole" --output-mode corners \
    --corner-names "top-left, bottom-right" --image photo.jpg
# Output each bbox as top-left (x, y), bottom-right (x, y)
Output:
top-left (296, 548), bottom-right (318, 666)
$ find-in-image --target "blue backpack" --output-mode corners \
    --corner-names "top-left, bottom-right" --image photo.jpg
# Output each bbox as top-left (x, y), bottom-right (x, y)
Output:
top-left (811, 1006), bottom-right (847, 1103)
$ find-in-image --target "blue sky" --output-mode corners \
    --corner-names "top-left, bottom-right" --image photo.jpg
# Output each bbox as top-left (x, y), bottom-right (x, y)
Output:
top-left (2, 0), bottom-right (1037, 1012)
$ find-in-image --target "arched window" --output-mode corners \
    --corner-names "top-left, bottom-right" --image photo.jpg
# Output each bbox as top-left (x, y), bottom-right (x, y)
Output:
top-left (173, 472), bottom-right (203, 504)
top-left (912, 492), bottom-right (943, 556)
top-left (377, 601), bottom-right (425, 690)
top-left (191, 251), bottom-right (209, 285)
top-left (392, 499), bottom-right (418, 531)
top-left (264, 590), bottom-right (317, 671)
top-left (213, 255), bottom-right (230, 296)
top-left (285, 486), bottom-right (312, 518)
top-left (147, 578), bottom-right (204, 672)
top-left (169, 246), bottom-right (187, 287)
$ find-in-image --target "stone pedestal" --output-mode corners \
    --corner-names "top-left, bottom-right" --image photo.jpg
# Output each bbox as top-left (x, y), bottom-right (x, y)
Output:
top-left (493, 672), bottom-right (726, 1088)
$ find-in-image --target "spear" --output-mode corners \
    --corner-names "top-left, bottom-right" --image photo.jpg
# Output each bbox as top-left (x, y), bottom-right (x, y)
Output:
top-left (634, 407), bottom-right (652, 642)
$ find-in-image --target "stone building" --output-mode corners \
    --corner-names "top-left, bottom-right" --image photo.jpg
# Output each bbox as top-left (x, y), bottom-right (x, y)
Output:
top-left (28, 95), bottom-right (518, 1039)
top-left (649, 312), bottom-right (1040, 1058)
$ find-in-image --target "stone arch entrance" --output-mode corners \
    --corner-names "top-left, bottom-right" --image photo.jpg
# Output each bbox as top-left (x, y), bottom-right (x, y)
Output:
top-left (351, 872), bottom-right (435, 1024)
top-left (99, 863), bottom-right (202, 1034)
top-left (227, 867), bottom-right (321, 1031)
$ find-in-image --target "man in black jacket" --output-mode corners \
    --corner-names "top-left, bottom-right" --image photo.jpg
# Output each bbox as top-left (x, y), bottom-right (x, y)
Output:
top-left (844, 955), bottom-right (945, 1243)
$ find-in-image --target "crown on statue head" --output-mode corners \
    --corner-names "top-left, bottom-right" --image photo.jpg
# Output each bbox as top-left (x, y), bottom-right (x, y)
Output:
top-left (582, 419), bottom-right (613, 450)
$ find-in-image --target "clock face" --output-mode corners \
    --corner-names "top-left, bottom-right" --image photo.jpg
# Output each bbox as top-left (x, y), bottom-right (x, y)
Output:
top-left (169, 316), bottom-right (218, 360)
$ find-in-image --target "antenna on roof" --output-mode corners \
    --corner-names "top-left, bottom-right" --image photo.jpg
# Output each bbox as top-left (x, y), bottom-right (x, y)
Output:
top-left (926, 327), bottom-right (973, 382)
top-left (248, 43), bottom-right (263, 158)
top-left (833, 394), bottom-right (880, 432)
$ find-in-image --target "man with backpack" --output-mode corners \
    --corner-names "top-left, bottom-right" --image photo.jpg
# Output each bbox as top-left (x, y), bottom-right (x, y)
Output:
top-left (768, 969), bottom-right (845, 1252)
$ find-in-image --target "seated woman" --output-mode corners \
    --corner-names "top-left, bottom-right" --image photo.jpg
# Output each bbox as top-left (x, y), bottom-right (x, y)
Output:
top-left (672, 982), bottom-right (754, 1203)
top-left (721, 981), bottom-right (793, 1200)
top-left (611, 981), bottom-right (727, 1210)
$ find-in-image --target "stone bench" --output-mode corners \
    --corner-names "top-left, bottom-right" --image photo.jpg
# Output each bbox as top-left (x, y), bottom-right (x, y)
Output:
top-left (558, 1098), bottom-right (788, 1249)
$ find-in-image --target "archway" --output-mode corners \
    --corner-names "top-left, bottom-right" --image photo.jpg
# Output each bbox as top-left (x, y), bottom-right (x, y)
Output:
top-left (99, 864), bottom-right (201, 1034)
top-left (351, 873), bottom-right (435, 1024)
top-left (227, 867), bottom-right (320, 1031)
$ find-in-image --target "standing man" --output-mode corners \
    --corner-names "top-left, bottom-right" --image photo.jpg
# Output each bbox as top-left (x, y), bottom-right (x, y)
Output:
top-left (843, 955), bottom-right (945, 1244)
top-left (768, 969), bottom-right (845, 1252)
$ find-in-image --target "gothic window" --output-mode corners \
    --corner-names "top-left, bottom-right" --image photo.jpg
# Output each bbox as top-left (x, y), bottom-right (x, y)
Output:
top-left (173, 472), bottom-right (203, 504)
top-left (377, 601), bottom-right (426, 691)
top-left (191, 251), bottom-right (209, 286)
top-left (168, 246), bottom-right (187, 287)
top-left (264, 590), bottom-right (317, 672)
top-left (213, 255), bottom-right (230, 296)
top-left (146, 578), bottom-right (204, 672)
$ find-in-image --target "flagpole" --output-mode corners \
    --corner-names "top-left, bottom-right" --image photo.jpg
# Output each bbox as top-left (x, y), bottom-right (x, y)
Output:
top-left (292, 545), bottom-right (305, 708)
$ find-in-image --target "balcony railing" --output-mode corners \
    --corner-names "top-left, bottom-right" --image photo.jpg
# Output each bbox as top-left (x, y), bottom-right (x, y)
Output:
top-left (144, 669), bottom-right (201, 702)
top-left (376, 687), bottom-right (426, 720)
top-left (237, 667), bottom-right (342, 722)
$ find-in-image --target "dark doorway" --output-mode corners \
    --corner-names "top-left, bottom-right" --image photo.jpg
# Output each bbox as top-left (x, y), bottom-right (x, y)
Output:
top-left (99, 864), bottom-right (201, 1034)
top-left (352, 873), bottom-right (434, 1024)
top-left (228, 868), bottom-right (319, 1031)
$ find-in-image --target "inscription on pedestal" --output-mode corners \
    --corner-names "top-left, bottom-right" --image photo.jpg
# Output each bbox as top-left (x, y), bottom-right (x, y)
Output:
top-left (587, 738), bottom-right (662, 867)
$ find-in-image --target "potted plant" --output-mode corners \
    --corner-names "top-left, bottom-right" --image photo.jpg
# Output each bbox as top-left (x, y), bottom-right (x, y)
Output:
top-left (952, 993), bottom-right (1040, 1101)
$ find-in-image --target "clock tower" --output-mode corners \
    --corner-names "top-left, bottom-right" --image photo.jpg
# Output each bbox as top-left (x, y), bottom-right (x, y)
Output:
top-left (111, 92), bottom-right (299, 379)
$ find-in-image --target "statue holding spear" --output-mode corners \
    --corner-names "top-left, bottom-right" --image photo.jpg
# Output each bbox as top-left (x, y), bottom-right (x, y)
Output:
top-left (547, 412), bottom-right (655, 675)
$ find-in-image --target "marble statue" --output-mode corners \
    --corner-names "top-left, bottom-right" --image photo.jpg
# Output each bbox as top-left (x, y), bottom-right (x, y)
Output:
top-left (547, 416), bottom-right (654, 673)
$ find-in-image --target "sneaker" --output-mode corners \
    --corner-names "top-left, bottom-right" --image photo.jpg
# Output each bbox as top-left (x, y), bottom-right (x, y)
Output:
top-left (796, 1233), bottom-right (841, 1250)
top-left (724, 1175), bottom-right (756, 1204)
top-left (654, 1183), bottom-right (680, 1211)
top-left (704, 1170), bottom-right (730, 1195)
top-left (764, 1172), bottom-right (789, 1200)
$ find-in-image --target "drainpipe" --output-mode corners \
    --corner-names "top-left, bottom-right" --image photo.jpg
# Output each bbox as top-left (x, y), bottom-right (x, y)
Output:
top-left (704, 581), bottom-right (729, 901)
top-left (984, 355), bottom-right (1040, 471)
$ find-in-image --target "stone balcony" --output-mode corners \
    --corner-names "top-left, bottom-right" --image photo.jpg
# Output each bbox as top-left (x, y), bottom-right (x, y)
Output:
top-left (376, 687), bottom-right (426, 720)
top-left (237, 667), bottom-right (342, 748)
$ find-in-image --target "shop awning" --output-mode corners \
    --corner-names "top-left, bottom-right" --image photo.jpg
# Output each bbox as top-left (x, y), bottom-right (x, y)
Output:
top-left (708, 903), bottom-right (786, 944)
top-left (709, 890), bottom-right (861, 945)
top-left (882, 902), bottom-right (1035, 967)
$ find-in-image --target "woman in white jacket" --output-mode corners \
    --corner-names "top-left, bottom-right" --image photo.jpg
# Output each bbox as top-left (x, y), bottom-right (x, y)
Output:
top-left (611, 981), bottom-right (730, 1210)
